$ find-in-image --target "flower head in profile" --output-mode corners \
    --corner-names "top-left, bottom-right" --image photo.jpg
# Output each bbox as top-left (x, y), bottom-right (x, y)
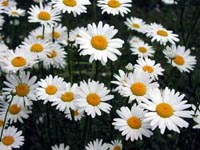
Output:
top-left (6, 6), bottom-right (25, 17)
top-left (113, 104), bottom-right (153, 141)
top-left (146, 23), bottom-right (179, 45)
top-left (75, 80), bottom-right (113, 118)
top-left (107, 139), bottom-right (122, 150)
top-left (192, 105), bottom-right (200, 129)
top-left (141, 87), bottom-right (193, 134)
top-left (163, 45), bottom-right (196, 73)
top-left (125, 17), bottom-right (147, 33)
top-left (51, 143), bottom-right (70, 150)
top-left (76, 21), bottom-right (124, 65)
top-left (85, 139), bottom-right (109, 150)
top-left (97, 0), bottom-right (132, 17)
top-left (51, 0), bottom-right (91, 17)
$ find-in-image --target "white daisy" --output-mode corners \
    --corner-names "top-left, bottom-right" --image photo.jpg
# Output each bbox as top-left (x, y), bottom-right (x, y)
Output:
top-left (112, 104), bottom-right (153, 141)
top-left (192, 105), bottom-right (200, 129)
top-left (6, 6), bottom-right (25, 17)
top-left (0, 126), bottom-right (24, 150)
top-left (125, 63), bottom-right (134, 71)
top-left (146, 23), bottom-right (179, 45)
top-left (0, 47), bottom-right (38, 73)
top-left (76, 21), bottom-right (124, 65)
top-left (128, 36), bottom-right (144, 48)
top-left (3, 71), bottom-right (38, 106)
top-left (0, 100), bottom-right (32, 124)
top-left (51, 143), bottom-right (70, 150)
top-left (20, 36), bottom-right (52, 60)
top-left (97, 0), bottom-right (132, 17)
top-left (74, 80), bottom-right (113, 118)
top-left (85, 139), bottom-right (109, 150)
top-left (51, 0), bottom-right (91, 17)
top-left (51, 82), bottom-right (78, 112)
top-left (64, 108), bottom-right (84, 121)
top-left (69, 26), bottom-right (86, 42)
top-left (107, 139), bottom-right (122, 150)
top-left (45, 24), bottom-right (68, 44)
top-left (112, 70), bottom-right (159, 103)
top-left (29, 26), bottom-right (48, 40)
top-left (141, 87), bottom-right (193, 134)
top-left (134, 57), bottom-right (164, 80)
top-left (28, 2), bottom-right (61, 26)
top-left (36, 75), bottom-right (66, 104)
top-left (130, 41), bottom-right (155, 58)
top-left (163, 45), bottom-right (197, 73)
top-left (0, 0), bottom-right (16, 10)
top-left (124, 17), bottom-right (147, 33)
top-left (42, 43), bottom-right (67, 69)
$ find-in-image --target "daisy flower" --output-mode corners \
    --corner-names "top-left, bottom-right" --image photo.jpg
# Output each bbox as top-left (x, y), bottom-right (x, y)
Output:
top-left (42, 43), bottom-right (67, 69)
top-left (64, 108), bottom-right (84, 121)
top-left (97, 0), bottom-right (132, 17)
top-left (20, 36), bottom-right (52, 60)
top-left (51, 82), bottom-right (78, 112)
top-left (107, 139), bottom-right (122, 150)
top-left (74, 80), bottom-right (113, 118)
top-left (51, 143), bottom-right (70, 150)
top-left (124, 17), bottom-right (147, 33)
top-left (36, 75), bottom-right (66, 104)
top-left (130, 41), bottom-right (155, 58)
top-left (29, 26), bottom-right (48, 40)
top-left (85, 139), bottom-right (109, 150)
top-left (0, 126), bottom-right (24, 150)
top-left (0, 47), bottom-right (38, 73)
top-left (28, 2), bottom-right (61, 26)
top-left (51, 0), bottom-right (91, 17)
top-left (140, 87), bottom-right (193, 134)
top-left (45, 24), bottom-right (68, 43)
top-left (6, 6), bottom-right (25, 17)
top-left (163, 45), bottom-right (197, 73)
top-left (146, 23), bottom-right (179, 45)
top-left (128, 36), bottom-right (144, 47)
top-left (113, 105), bottom-right (153, 141)
top-left (112, 70), bottom-right (159, 103)
top-left (3, 71), bottom-right (38, 106)
top-left (0, 0), bottom-right (16, 10)
top-left (0, 100), bottom-right (32, 124)
top-left (134, 57), bottom-right (164, 80)
top-left (125, 63), bottom-right (134, 71)
top-left (76, 21), bottom-right (124, 65)
top-left (192, 105), bottom-right (200, 129)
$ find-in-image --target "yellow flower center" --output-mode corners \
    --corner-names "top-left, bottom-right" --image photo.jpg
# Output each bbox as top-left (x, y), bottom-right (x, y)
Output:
top-left (114, 145), bottom-right (121, 150)
top-left (2, 1), bottom-right (8, 6)
top-left (11, 11), bottom-right (18, 15)
top-left (63, 0), bottom-right (77, 7)
top-left (45, 85), bottom-right (57, 95)
top-left (11, 57), bottom-right (27, 67)
top-left (127, 116), bottom-right (141, 129)
top-left (2, 136), bottom-right (14, 146)
top-left (157, 30), bottom-right (168, 37)
top-left (156, 103), bottom-right (174, 118)
top-left (52, 31), bottom-right (60, 39)
top-left (143, 65), bottom-right (154, 73)
top-left (38, 11), bottom-right (51, 21)
top-left (36, 35), bottom-right (44, 40)
top-left (108, 0), bottom-right (121, 8)
top-left (9, 104), bottom-right (21, 115)
top-left (47, 50), bottom-right (57, 58)
top-left (61, 92), bottom-right (74, 102)
top-left (16, 83), bottom-right (30, 97)
top-left (74, 110), bottom-right (79, 116)
top-left (132, 23), bottom-right (140, 29)
top-left (131, 82), bottom-right (146, 96)
top-left (31, 43), bottom-right (44, 52)
top-left (87, 93), bottom-right (100, 106)
top-left (173, 55), bottom-right (185, 65)
top-left (0, 120), bottom-right (4, 127)
top-left (91, 35), bottom-right (108, 50)
top-left (138, 47), bottom-right (147, 53)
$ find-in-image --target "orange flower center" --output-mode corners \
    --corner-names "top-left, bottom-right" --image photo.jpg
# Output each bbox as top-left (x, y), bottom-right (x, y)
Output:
top-left (52, 31), bottom-right (60, 39)
top-left (61, 92), bottom-right (74, 102)
top-left (38, 11), bottom-right (51, 21)
top-left (114, 145), bottom-right (121, 150)
top-left (131, 82), bottom-right (146, 96)
top-left (156, 103), bottom-right (174, 118)
top-left (143, 65), bottom-right (154, 73)
top-left (87, 93), bottom-right (100, 106)
top-left (108, 0), bottom-right (121, 8)
top-left (16, 83), bottom-right (30, 97)
top-left (138, 47), bottom-right (147, 53)
top-left (157, 30), bottom-right (168, 37)
top-left (0, 120), bottom-right (4, 127)
top-left (2, 1), bottom-right (8, 6)
top-left (12, 56), bottom-right (26, 67)
top-left (31, 43), bottom-right (44, 52)
top-left (173, 55), bottom-right (185, 65)
top-left (91, 35), bottom-right (108, 50)
top-left (47, 50), bottom-right (57, 58)
top-left (2, 136), bottom-right (14, 146)
top-left (132, 23), bottom-right (140, 29)
top-left (127, 116), bottom-right (141, 129)
top-left (63, 0), bottom-right (77, 7)
top-left (45, 85), bottom-right (57, 95)
top-left (9, 104), bottom-right (21, 115)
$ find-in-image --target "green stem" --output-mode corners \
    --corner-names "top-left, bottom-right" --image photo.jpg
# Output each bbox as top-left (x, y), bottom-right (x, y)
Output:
top-left (83, 116), bottom-right (90, 148)
top-left (67, 46), bottom-right (73, 83)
